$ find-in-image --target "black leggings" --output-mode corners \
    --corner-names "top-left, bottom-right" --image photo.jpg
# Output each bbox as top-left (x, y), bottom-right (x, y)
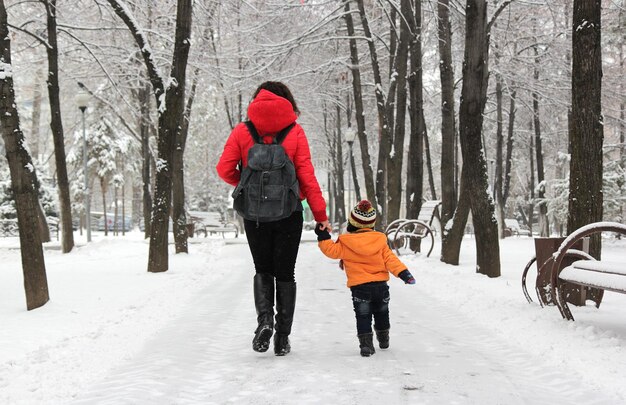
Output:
top-left (244, 211), bottom-right (304, 282)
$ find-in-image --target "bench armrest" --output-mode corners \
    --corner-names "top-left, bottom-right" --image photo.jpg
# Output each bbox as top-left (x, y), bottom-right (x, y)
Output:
top-left (551, 222), bottom-right (626, 301)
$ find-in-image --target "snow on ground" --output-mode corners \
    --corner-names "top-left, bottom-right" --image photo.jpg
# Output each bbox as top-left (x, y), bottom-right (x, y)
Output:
top-left (1, 231), bottom-right (626, 404)
top-left (0, 232), bottom-right (224, 404)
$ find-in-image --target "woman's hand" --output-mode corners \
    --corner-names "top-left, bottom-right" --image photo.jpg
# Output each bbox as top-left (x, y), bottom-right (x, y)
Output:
top-left (318, 220), bottom-right (332, 232)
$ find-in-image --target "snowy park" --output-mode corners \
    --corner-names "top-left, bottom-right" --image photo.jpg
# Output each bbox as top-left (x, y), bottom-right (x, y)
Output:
top-left (1, 0), bottom-right (625, 404)
top-left (1, 232), bottom-right (626, 404)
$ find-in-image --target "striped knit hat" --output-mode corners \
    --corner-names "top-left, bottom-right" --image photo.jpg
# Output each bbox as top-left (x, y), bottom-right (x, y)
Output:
top-left (348, 200), bottom-right (377, 229)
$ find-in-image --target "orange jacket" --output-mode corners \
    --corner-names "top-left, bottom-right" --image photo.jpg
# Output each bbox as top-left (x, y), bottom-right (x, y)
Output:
top-left (318, 229), bottom-right (407, 288)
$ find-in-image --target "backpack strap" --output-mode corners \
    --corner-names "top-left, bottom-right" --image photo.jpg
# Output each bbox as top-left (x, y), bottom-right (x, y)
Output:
top-left (244, 121), bottom-right (262, 144)
top-left (275, 123), bottom-right (295, 145)
top-left (244, 121), bottom-right (295, 145)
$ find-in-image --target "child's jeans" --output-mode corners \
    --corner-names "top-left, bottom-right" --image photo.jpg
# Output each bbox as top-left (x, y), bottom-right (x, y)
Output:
top-left (350, 281), bottom-right (390, 335)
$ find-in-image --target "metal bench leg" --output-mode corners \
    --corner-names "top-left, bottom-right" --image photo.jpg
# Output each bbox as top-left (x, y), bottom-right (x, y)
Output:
top-left (521, 256), bottom-right (537, 304)
top-left (425, 228), bottom-right (435, 257)
top-left (556, 283), bottom-right (575, 321)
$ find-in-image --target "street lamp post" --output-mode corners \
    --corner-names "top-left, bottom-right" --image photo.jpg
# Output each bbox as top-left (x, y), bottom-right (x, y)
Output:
top-left (346, 126), bottom-right (359, 205)
top-left (76, 91), bottom-right (91, 242)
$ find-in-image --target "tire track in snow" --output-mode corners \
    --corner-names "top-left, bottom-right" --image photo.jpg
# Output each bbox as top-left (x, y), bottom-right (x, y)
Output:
top-left (73, 242), bottom-right (619, 404)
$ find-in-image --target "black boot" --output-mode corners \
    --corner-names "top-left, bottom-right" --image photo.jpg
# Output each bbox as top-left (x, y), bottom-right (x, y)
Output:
top-left (252, 273), bottom-right (274, 352)
top-left (358, 333), bottom-right (376, 357)
top-left (375, 329), bottom-right (389, 349)
top-left (274, 281), bottom-right (296, 356)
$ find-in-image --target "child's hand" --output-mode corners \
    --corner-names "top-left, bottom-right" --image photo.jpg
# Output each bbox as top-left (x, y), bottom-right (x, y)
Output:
top-left (314, 223), bottom-right (331, 241)
top-left (399, 270), bottom-right (416, 285)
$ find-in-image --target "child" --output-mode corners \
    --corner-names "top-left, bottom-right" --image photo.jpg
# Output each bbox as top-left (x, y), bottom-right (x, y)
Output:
top-left (315, 200), bottom-right (415, 357)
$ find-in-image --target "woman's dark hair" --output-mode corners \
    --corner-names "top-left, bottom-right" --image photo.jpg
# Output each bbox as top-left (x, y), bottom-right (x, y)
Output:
top-left (253, 81), bottom-right (300, 116)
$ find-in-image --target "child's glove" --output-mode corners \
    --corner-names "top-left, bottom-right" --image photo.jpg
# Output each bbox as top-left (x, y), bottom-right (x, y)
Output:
top-left (398, 270), bottom-right (416, 285)
top-left (314, 223), bottom-right (331, 241)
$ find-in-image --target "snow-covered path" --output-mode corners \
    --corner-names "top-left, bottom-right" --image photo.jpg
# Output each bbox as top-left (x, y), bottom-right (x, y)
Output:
top-left (71, 240), bottom-right (619, 405)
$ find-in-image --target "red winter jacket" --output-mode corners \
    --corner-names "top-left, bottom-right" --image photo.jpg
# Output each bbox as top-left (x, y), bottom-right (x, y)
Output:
top-left (216, 89), bottom-right (328, 222)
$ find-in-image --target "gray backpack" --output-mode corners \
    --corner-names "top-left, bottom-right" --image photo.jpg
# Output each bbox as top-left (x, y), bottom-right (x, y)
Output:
top-left (232, 122), bottom-right (300, 223)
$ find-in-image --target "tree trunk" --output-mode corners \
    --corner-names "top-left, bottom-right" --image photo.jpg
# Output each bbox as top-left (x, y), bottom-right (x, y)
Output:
top-left (568, 0), bottom-right (603, 259)
top-left (424, 131), bottom-right (437, 200)
top-left (345, 94), bottom-right (361, 201)
top-left (528, 122), bottom-right (535, 235)
top-left (114, 186), bottom-right (119, 236)
top-left (437, 0), bottom-right (457, 228)
top-left (30, 68), bottom-right (42, 161)
top-left (455, 128), bottom-right (459, 201)
top-left (518, 204), bottom-right (529, 228)
top-left (0, 4), bottom-right (49, 310)
top-left (122, 171), bottom-right (126, 236)
top-left (138, 81), bottom-right (152, 239)
top-left (334, 105), bottom-right (346, 225)
top-left (44, 0), bottom-right (74, 253)
top-left (328, 171), bottom-right (335, 224)
top-left (619, 0), bottom-right (625, 225)
top-left (36, 200), bottom-right (51, 243)
top-left (503, 89), bottom-right (516, 204)
top-left (406, 0), bottom-right (425, 219)
top-left (533, 96), bottom-right (549, 236)
top-left (147, 0), bottom-right (192, 272)
top-left (387, 0), bottom-right (411, 222)
top-left (344, 0), bottom-right (376, 203)
top-left (108, 0), bottom-right (192, 269)
top-left (619, 33), bottom-right (626, 223)
top-left (29, 68), bottom-right (50, 243)
top-left (495, 68), bottom-right (505, 239)
top-left (533, 42), bottom-right (549, 237)
top-left (388, 7), bottom-right (397, 79)
top-left (457, 0), bottom-right (500, 277)
top-left (132, 183), bottom-right (142, 229)
top-left (236, 0), bottom-right (243, 123)
top-left (101, 177), bottom-right (108, 236)
top-left (355, 0), bottom-right (391, 223)
top-left (441, 170), bottom-right (471, 264)
top-left (173, 67), bottom-right (200, 254)
top-left (323, 104), bottom-right (334, 223)
top-left (565, 1), bottom-right (573, 159)
top-left (605, 4), bottom-right (622, 235)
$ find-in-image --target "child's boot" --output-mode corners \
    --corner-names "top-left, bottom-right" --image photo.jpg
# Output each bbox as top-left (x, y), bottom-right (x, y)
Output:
top-left (375, 329), bottom-right (389, 349)
top-left (357, 333), bottom-right (376, 357)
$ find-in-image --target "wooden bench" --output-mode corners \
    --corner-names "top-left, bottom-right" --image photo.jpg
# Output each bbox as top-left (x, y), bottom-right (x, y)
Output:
top-left (189, 211), bottom-right (239, 239)
top-left (384, 200), bottom-right (441, 257)
top-left (47, 216), bottom-right (59, 240)
top-left (419, 200), bottom-right (442, 234)
top-left (551, 222), bottom-right (626, 320)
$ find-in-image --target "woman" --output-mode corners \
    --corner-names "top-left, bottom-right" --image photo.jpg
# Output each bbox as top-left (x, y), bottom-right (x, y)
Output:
top-left (216, 82), bottom-right (331, 356)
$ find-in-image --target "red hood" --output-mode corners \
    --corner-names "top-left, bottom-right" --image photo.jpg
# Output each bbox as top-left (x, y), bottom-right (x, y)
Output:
top-left (247, 89), bottom-right (298, 135)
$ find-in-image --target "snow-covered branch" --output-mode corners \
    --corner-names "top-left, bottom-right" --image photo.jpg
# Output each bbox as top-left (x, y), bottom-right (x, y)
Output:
top-left (488, 0), bottom-right (514, 33)
top-left (7, 22), bottom-right (51, 48)
top-left (58, 27), bottom-right (136, 112)
top-left (106, 0), bottom-right (164, 95)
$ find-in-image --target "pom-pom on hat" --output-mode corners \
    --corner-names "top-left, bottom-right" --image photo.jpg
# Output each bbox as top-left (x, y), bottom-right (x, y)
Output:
top-left (348, 200), bottom-right (377, 229)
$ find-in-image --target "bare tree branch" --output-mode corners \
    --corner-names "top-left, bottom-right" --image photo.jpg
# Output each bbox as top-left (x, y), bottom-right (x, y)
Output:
top-left (7, 23), bottom-right (51, 48)
top-left (105, 0), bottom-right (164, 95)
top-left (488, 0), bottom-right (514, 33)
